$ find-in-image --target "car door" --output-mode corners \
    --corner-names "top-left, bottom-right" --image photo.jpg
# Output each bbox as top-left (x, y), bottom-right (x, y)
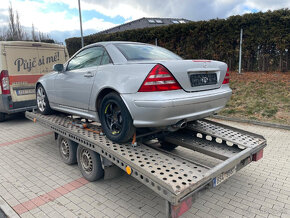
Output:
top-left (54, 46), bottom-right (105, 110)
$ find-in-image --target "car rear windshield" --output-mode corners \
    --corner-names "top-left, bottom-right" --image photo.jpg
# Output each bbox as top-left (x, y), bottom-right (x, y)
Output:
top-left (115, 43), bottom-right (182, 61)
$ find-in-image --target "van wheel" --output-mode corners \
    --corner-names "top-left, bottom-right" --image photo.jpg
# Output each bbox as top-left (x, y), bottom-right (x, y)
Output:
top-left (99, 93), bottom-right (135, 143)
top-left (36, 84), bottom-right (53, 115)
top-left (77, 145), bottom-right (104, 181)
top-left (57, 136), bottom-right (77, 165)
top-left (0, 112), bottom-right (5, 122)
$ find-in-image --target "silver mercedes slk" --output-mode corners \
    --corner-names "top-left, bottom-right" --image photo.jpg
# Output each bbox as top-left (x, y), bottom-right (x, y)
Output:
top-left (36, 41), bottom-right (232, 143)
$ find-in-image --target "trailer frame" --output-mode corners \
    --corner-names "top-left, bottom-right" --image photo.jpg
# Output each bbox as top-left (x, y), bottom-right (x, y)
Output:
top-left (25, 111), bottom-right (266, 218)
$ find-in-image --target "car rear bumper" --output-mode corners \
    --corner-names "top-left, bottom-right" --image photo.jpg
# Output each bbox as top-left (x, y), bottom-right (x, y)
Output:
top-left (0, 95), bottom-right (36, 114)
top-left (121, 85), bottom-right (232, 127)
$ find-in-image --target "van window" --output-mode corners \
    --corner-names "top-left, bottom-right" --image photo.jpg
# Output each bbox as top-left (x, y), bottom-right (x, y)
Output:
top-left (67, 47), bottom-right (105, 70)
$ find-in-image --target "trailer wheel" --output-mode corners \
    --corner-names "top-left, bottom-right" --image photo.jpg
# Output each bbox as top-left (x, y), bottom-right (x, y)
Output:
top-left (0, 113), bottom-right (5, 122)
top-left (77, 145), bottom-right (104, 181)
top-left (57, 136), bottom-right (77, 165)
top-left (160, 141), bottom-right (179, 151)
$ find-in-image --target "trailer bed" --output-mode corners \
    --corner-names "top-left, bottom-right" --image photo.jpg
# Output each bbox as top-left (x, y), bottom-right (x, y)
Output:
top-left (25, 111), bottom-right (266, 217)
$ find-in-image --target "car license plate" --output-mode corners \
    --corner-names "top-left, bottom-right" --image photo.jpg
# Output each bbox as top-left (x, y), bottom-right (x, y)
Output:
top-left (190, 73), bottom-right (217, 87)
top-left (16, 89), bottom-right (35, 96)
top-left (213, 166), bottom-right (236, 187)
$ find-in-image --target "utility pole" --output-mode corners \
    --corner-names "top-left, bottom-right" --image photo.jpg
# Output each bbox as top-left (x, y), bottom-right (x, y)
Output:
top-left (238, 28), bottom-right (243, 74)
top-left (78, 0), bottom-right (84, 48)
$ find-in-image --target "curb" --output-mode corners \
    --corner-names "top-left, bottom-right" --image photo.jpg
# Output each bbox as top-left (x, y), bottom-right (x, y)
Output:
top-left (212, 115), bottom-right (290, 130)
top-left (0, 196), bottom-right (20, 218)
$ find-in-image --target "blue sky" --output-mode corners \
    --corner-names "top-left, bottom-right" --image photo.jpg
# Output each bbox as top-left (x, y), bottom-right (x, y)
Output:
top-left (0, 0), bottom-right (289, 43)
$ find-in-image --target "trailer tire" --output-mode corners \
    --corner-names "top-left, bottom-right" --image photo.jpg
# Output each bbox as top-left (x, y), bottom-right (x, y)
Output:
top-left (0, 113), bottom-right (5, 122)
top-left (77, 145), bottom-right (104, 181)
top-left (160, 141), bottom-right (179, 151)
top-left (58, 136), bottom-right (77, 165)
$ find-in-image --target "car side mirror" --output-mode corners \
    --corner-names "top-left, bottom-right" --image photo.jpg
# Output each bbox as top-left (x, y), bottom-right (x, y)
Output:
top-left (53, 64), bottom-right (64, 72)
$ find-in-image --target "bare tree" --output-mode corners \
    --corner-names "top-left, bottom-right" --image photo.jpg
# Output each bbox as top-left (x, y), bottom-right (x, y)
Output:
top-left (7, 2), bottom-right (24, 40)
top-left (2, 2), bottom-right (54, 42)
top-left (31, 23), bottom-right (38, 41)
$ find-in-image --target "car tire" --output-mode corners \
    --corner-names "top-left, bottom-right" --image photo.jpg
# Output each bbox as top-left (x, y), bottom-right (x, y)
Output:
top-left (99, 92), bottom-right (135, 143)
top-left (159, 141), bottom-right (179, 151)
top-left (0, 112), bottom-right (5, 122)
top-left (36, 84), bottom-right (53, 115)
top-left (77, 145), bottom-right (104, 181)
top-left (57, 136), bottom-right (77, 165)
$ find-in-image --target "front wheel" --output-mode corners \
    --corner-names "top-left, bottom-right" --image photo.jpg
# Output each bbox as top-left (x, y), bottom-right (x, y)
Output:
top-left (99, 93), bottom-right (135, 143)
top-left (36, 84), bottom-right (53, 115)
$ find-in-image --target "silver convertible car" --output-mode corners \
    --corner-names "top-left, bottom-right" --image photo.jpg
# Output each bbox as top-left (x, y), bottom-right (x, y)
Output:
top-left (36, 41), bottom-right (232, 143)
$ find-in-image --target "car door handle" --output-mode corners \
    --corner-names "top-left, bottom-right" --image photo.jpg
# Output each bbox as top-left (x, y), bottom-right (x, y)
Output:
top-left (84, 72), bottom-right (94, 77)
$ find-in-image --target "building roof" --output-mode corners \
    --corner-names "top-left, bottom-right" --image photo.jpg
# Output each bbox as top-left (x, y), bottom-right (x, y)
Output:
top-left (97, 17), bottom-right (191, 35)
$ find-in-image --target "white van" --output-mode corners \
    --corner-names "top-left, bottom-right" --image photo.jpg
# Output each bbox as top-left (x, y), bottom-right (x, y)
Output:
top-left (0, 41), bottom-right (68, 121)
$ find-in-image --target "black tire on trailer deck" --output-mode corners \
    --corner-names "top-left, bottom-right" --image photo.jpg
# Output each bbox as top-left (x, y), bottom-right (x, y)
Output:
top-left (36, 84), bottom-right (53, 115)
top-left (99, 92), bottom-right (135, 143)
top-left (159, 141), bottom-right (179, 151)
top-left (57, 136), bottom-right (78, 165)
top-left (77, 145), bottom-right (104, 181)
top-left (0, 112), bottom-right (5, 122)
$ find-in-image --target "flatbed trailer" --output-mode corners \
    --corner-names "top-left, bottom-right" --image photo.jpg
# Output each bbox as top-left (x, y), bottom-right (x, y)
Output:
top-left (25, 111), bottom-right (266, 218)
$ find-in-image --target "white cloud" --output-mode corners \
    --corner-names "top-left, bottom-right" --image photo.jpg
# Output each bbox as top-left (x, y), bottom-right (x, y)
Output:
top-left (0, 0), bottom-right (116, 33)
top-left (0, 0), bottom-right (289, 43)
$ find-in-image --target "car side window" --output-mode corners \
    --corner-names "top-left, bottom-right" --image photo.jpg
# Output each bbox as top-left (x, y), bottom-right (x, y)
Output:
top-left (67, 47), bottom-right (105, 71)
top-left (100, 50), bottom-right (111, 65)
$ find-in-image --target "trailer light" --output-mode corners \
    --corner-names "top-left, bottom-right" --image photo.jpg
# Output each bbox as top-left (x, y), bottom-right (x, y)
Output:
top-left (252, 149), bottom-right (263, 161)
top-left (126, 166), bottom-right (132, 175)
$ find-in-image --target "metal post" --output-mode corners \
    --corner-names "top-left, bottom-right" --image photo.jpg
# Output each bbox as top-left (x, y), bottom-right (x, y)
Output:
top-left (155, 38), bottom-right (158, 46)
top-left (238, 28), bottom-right (243, 74)
top-left (78, 0), bottom-right (84, 48)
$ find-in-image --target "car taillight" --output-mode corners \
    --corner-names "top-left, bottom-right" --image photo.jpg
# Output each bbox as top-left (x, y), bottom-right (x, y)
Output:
top-left (222, 68), bottom-right (230, 84)
top-left (252, 149), bottom-right (263, 161)
top-left (0, 70), bottom-right (10, 95)
top-left (138, 64), bottom-right (181, 92)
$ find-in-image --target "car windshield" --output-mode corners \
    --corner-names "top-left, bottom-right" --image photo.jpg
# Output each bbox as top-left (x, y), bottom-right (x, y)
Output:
top-left (115, 43), bottom-right (182, 61)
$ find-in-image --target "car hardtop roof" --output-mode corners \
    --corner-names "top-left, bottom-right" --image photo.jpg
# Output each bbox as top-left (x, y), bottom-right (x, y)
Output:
top-left (86, 41), bottom-right (149, 48)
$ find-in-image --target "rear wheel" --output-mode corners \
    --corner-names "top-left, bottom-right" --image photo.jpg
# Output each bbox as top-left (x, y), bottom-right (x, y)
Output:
top-left (36, 84), bottom-right (53, 115)
top-left (99, 93), bottom-right (135, 143)
top-left (77, 145), bottom-right (104, 181)
top-left (0, 112), bottom-right (5, 122)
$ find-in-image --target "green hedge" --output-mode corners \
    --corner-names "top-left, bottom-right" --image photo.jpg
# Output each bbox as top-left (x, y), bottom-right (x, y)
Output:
top-left (65, 9), bottom-right (290, 72)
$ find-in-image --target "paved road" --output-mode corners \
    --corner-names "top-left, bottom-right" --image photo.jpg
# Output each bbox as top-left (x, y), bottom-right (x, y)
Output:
top-left (0, 114), bottom-right (289, 218)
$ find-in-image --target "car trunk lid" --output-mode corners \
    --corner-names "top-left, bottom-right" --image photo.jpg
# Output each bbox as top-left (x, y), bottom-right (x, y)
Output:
top-left (127, 59), bottom-right (228, 92)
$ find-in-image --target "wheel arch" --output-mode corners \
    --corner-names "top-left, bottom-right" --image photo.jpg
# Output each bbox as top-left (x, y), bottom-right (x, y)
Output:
top-left (95, 88), bottom-right (133, 120)
top-left (96, 88), bottom-right (118, 114)
top-left (35, 82), bottom-right (42, 90)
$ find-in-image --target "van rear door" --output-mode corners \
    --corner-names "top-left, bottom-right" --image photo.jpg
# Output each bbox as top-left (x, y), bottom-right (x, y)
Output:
top-left (4, 43), bottom-right (67, 104)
